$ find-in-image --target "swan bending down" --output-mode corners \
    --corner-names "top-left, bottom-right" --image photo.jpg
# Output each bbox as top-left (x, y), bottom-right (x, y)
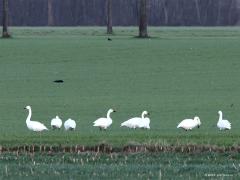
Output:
top-left (177, 116), bottom-right (201, 131)
top-left (51, 116), bottom-right (62, 129)
top-left (217, 111), bottom-right (231, 130)
top-left (24, 105), bottom-right (48, 132)
top-left (121, 111), bottom-right (150, 129)
top-left (64, 119), bottom-right (76, 130)
top-left (93, 109), bottom-right (116, 130)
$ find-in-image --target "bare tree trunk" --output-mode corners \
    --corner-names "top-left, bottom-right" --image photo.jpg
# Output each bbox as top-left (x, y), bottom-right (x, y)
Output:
top-left (138, 0), bottom-right (148, 38)
top-left (216, 0), bottom-right (222, 25)
top-left (228, 0), bottom-right (234, 25)
top-left (2, 0), bottom-right (11, 38)
top-left (162, 0), bottom-right (168, 25)
top-left (106, 0), bottom-right (113, 34)
top-left (48, 0), bottom-right (54, 26)
top-left (235, 0), bottom-right (240, 25)
top-left (194, 0), bottom-right (201, 25)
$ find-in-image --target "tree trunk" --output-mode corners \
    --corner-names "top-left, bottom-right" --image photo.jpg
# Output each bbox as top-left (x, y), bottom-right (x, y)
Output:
top-left (162, 0), bottom-right (168, 25)
top-left (194, 0), bottom-right (201, 25)
top-left (235, 0), bottom-right (240, 25)
top-left (2, 0), bottom-right (11, 38)
top-left (138, 0), bottom-right (148, 38)
top-left (106, 0), bottom-right (113, 34)
top-left (48, 0), bottom-right (54, 26)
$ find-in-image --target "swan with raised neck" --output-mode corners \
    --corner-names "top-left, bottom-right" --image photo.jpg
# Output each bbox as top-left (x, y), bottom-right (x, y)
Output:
top-left (24, 105), bottom-right (48, 132)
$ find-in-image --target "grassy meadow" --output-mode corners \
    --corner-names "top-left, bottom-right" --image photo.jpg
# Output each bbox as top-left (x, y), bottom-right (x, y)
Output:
top-left (1, 152), bottom-right (240, 179)
top-left (1, 27), bottom-right (240, 178)
top-left (1, 27), bottom-right (240, 146)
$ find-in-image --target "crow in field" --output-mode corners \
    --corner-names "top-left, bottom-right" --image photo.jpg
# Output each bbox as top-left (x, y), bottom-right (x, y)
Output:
top-left (107, 37), bottom-right (112, 41)
top-left (53, 80), bottom-right (64, 83)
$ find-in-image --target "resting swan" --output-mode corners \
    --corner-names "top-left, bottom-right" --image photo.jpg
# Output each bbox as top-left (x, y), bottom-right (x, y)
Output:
top-left (64, 118), bottom-right (76, 130)
top-left (177, 116), bottom-right (201, 131)
top-left (217, 111), bottom-right (231, 130)
top-left (93, 109), bottom-right (116, 130)
top-left (138, 111), bottom-right (150, 129)
top-left (121, 111), bottom-right (150, 129)
top-left (24, 105), bottom-right (48, 132)
top-left (51, 116), bottom-right (62, 129)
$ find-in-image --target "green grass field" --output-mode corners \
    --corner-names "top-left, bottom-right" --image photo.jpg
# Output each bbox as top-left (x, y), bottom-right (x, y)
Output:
top-left (1, 152), bottom-right (240, 179)
top-left (1, 27), bottom-right (240, 179)
top-left (1, 27), bottom-right (240, 146)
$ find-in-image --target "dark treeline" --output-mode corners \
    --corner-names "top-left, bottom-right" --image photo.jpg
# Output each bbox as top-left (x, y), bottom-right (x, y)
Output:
top-left (1, 0), bottom-right (240, 26)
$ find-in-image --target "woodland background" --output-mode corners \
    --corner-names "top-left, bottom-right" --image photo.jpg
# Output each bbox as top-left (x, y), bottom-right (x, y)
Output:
top-left (1, 0), bottom-right (240, 26)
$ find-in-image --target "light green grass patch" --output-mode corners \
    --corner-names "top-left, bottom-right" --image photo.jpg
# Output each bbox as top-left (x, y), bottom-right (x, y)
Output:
top-left (0, 27), bottom-right (240, 146)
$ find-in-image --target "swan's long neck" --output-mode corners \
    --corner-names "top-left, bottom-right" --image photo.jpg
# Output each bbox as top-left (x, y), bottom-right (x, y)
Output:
top-left (107, 111), bottom-right (112, 119)
top-left (218, 112), bottom-right (222, 122)
top-left (26, 108), bottom-right (32, 123)
top-left (141, 112), bottom-right (146, 119)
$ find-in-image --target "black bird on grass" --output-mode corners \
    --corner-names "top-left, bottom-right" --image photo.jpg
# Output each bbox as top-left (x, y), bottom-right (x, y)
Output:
top-left (53, 80), bottom-right (64, 83)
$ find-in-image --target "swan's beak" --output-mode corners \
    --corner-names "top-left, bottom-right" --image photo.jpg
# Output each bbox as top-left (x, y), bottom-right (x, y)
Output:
top-left (24, 107), bottom-right (26, 109)
top-left (113, 110), bottom-right (116, 112)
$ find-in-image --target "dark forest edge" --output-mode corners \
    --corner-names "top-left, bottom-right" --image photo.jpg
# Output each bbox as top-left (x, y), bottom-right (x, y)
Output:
top-left (1, 0), bottom-right (240, 26)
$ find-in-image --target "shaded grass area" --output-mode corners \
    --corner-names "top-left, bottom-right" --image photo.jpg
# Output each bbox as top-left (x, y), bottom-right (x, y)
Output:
top-left (1, 152), bottom-right (240, 179)
top-left (1, 27), bottom-right (240, 147)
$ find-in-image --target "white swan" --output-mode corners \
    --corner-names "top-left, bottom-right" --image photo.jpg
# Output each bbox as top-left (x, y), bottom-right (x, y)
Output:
top-left (51, 116), bottom-right (62, 129)
top-left (93, 109), bottom-right (116, 130)
top-left (24, 105), bottom-right (48, 132)
top-left (121, 111), bottom-right (150, 129)
top-left (137, 111), bottom-right (150, 129)
top-left (64, 118), bottom-right (76, 130)
top-left (217, 111), bottom-right (231, 130)
top-left (121, 117), bottom-right (139, 129)
top-left (177, 116), bottom-right (201, 131)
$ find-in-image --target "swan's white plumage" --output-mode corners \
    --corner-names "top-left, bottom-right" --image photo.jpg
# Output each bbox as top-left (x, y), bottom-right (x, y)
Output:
top-left (121, 117), bottom-right (139, 129)
top-left (51, 116), bottom-right (62, 129)
top-left (25, 105), bottom-right (48, 132)
top-left (64, 119), bottom-right (76, 130)
top-left (93, 118), bottom-right (111, 128)
top-left (93, 109), bottom-right (115, 130)
top-left (177, 116), bottom-right (201, 130)
top-left (217, 111), bottom-right (231, 130)
top-left (138, 117), bottom-right (150, 129)
top-left (121, 111), bottom-right (150, 129)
